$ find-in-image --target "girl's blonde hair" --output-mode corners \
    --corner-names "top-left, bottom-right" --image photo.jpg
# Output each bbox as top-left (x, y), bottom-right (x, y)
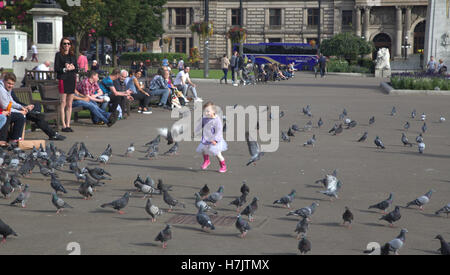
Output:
top-left (203, 101), bottom-right (216, 111)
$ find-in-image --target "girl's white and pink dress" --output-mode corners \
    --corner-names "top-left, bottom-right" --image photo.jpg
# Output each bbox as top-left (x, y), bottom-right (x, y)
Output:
top-left (196, 116), bottom-right (228, 156)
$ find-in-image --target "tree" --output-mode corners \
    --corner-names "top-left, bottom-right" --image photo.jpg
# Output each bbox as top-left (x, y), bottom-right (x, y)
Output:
top-left (0, 0), bottom-right (37, 35)
top-left (129, 0), bottom-right (166, 47)
top-left (320, 33), bottom-right (375, 61)
top-left (56, 0), bottom-right (104, 56)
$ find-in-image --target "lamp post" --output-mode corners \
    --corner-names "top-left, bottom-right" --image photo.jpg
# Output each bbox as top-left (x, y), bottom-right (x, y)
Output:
top-left (239, 0), bottom-right (243, 56)
top-left (402, 35), bottom-right (411, 60)
top-left (203, 0), bottom-right (209, 78)
top-left (317, 0), bottom-right (321, 54)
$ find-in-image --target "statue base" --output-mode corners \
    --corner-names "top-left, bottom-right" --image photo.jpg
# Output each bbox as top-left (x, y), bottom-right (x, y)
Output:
top-left (375, 68), bottom-right (391, 78)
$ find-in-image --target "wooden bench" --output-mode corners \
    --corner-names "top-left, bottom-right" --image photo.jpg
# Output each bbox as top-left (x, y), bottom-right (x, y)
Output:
top-left (23, 70), bottom-right (58, 88)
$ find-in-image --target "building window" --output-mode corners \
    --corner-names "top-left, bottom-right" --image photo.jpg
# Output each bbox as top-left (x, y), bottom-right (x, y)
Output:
top-left (231, 9), bottom-right (242, 26)
top-left (190, 8), bottom-right (194, 25)
top-left (342, 10), bottom-right (352, 27)
top-left (175, 8), bottom-right (187, 26)
top-left (308, 8), bottom-right (320, 26)
top-left (269, 9), bottom-right (282, 26)
top-left (268, 38), bottom-right (282, 43)
top-left (175, 38), bottom-right (187, 53)
top-left (168, 8), bottom-right (173, 25)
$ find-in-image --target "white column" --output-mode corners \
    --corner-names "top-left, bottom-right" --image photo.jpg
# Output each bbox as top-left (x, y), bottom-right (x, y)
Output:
top-left (395, 6), bottom-right (403, 57)
top-left (355, 7), bottom-right (362, 37)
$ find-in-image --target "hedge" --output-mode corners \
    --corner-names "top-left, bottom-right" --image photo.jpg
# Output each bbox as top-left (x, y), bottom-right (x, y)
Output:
top-left (327, 58), bottom-right (373, 74)
top-left (119, 52), bottom-right (188, 65)
top-left (390, 76), bottom-right (450, 90)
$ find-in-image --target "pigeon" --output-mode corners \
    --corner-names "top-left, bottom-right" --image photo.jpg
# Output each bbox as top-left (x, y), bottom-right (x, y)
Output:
top-left (235, 215), bottom-right (251, 238)
top-left (145, 146), bottom-right (159, 158)
top-left (145, 198), bottom-right (163, 222)
top-left (358, 132), bottom-right (368, 142)
top-left (298, 236), bottom-right (311, 254)
top-left (404, 121), bottom-right (410, 131)
top-left (303, 135), bottom-right (316, 147)
top-left (229, 192), bottom-right (247, 212)
top-left (411, 109), bottom-right (416, 119)
top-left (342, 207), bottom-right (354, 228)
top-left (245, 131), bottom-right (264, 166)
top-left (162, 189), bottom-right (185, 212)
top-left (10, 184), bottom-right (30, 208)
top-left (333, 124), bottom-right (343, 135)
top-left (273, 189), bottom-right (296, 209)
top-left (241, 197), bottom-right (259, 222)
top-left (287, 128), bottom-right (295, 137)
top-left (379, 206), bottom-right (402, 227)
top-left (158, 124), bottom-right (183, 145)
top-left (0, 218), bottom-right (18, 244)
top-left (281, 131), bottom-right (290, 142)
top-left (83, 167), bottom-right (111, 185)
top-left (317, 118), bottom-right (323, 128)
top-left (292, 124), bottom-right (300, 132)
top-left (51, 192), bottom-right (73, 214)
top-left (124, 143), bottom-right (135, 157)
top-left (98, 144), bottom-right (112, 164)
top-left (304, 121), bottom-right (313, 131)
top-left (418, 142), bottom-right (425, 154)
top-left (78, 179), bottom-right (94, 200)
top-left (369, 116), bottom-right (375, 125)
top-left (157, 179), bottom-right (173, 192)
top-left (38, 162), bottom-right (54, 177)
top-left (79, 142), bottom-right (95, 160)
top-left (163, 142), bottom-right (179, 156)
top-left (421, 122), bottom-right (427, 133)
top-left (342, 108), bottom-right (348, 116)
top-left (135, 182), bottom-right (156, 199)
top-left (279, 111), bottom-right (285, 118)
top-left (155, 224), bottom-right (172, 249)
top-left (74, 167), bottom-right (86, 182)
top-left (240, 181), bottom-right (250, 195)
top-left (204, 186), bottom-right (224, 207)
top-left (100, 192), bottom-right (131, 214)
top-left (319, 180), bottom-right (343, 200)
top-left (8, 154), bottom-right (20, 169)
top-left (346, 120), bottom-right (357, 129)
top-left (388, 228), bottom-right (408, 255)
top-left (391, 106), bottom-right (396, 116)
top-left (421, 113), bottom-right (426, 121)
top-left (416, 133), bottom-right (423, 143)
top-left (196, 205), bottom-right (215, 232)
top-left (369, 193), bottom-right (394, 213)
top-left (401, 133), bottom-right (413, 147)
top-left (195, 193), bottom-right (218, 214)
top-left (287, 202), bottom-right (319, 221)
top-left (199, 184), bottom-right (210, 199)
top-left (435, 235), bottom-right (450, 255)
top-left (294, 217), bottom-right (309, 239)
top-left (435, 203), bottom-right (450, 217)
top-left (146, 135), bottom-right (161, 147)
top-left (406, 189), bottom-right (434, 210)
top-left (328, 123), bottom-right (338, 134)
top-left (1, 180), bottom-right (14, 199)
top-left (9, 174), bottom-right (23, 191)
top-left (69, 161), bottom-right (79, 174)
top-left (439, 116), bottom-right (446, 123)
top-left (374, 136), bottom-right (385, 149)
top-left (339, 113), bottom-right (345, 121)
top-left (50, 173), bottom-right (67, 194)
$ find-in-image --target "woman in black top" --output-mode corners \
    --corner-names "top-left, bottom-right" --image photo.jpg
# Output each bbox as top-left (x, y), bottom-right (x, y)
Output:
top-left (54, 37), bottom-right (78, 132)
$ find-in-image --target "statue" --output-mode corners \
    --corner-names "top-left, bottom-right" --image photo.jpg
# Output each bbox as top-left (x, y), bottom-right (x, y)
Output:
top-left (40, 0), bottom-right (57, 4)
top-left (375, 48), bottom-right (391, 70)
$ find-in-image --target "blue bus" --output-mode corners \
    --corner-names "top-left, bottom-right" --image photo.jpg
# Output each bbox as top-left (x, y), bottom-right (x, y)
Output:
top-left (234, 43), bottom-right (318, 71)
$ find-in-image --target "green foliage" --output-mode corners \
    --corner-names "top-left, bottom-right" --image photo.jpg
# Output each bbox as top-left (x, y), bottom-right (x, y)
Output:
top-left (320, 33), bottom-right (375, 61)
top-left (390, 76), bottom-right (450, 90)
top-left (0, 0), bottom-right (37, 35)
top-left (129, 0), bottom-right (167, 44)
top-left (327, 58), bottom-right (372, 74)
top-left (119, 52), bottom-right (187, 65)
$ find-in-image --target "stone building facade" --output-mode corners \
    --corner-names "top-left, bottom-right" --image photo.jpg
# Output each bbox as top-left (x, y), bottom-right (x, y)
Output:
top-left (154, 0), bottom-right (428, 64)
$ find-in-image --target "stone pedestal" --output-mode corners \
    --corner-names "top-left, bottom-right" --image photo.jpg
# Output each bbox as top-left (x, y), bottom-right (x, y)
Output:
top-left (424, 0), bottom-right (450, 66)
top-left (27, 6), bottom-right (67, 65)
top-left (375, 68), bottom-right (391, 78)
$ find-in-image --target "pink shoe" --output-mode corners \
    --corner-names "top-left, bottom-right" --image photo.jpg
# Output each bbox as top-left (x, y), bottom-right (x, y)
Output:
top-left (201, 154), bottom-right (210, 170)
top-left (219, 160), bottom-right (227, 173)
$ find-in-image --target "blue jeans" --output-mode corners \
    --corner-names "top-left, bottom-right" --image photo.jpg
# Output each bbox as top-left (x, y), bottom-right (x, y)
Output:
top-left (221, 69), bottom-right (228, 82)
top-left (0, 114), bottom-right (6, 129)
top-left (72, 100), bottom-right (111, 124)
top-left (149, 88), bottom-right (170, 105)
top-left (176, 84), bottom-right (198, 99)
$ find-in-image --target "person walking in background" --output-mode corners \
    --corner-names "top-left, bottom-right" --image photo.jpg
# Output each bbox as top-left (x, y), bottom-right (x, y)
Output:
top-left (77, 50), bottom-right (89, 73)
top-left (177, 57), bottom-right (185, 71)
top-left (426, 56), bottom-right (437, 74)
top-left (54, 37), bottom-right (78, 133)
top-left (31, 43), bottom-right (38, 62)
top-left (318, 54), bottom-right (327, 78)
top-left (220, 54), bottom-right (230, 85)
top-left (230, 51), bottom-right (238, 86)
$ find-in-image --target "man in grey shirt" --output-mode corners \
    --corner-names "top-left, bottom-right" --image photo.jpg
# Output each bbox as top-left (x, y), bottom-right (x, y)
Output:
top-left (230, 51), bottom-right (238, 85)
top-left (427, 56), bottom-right (437, 73)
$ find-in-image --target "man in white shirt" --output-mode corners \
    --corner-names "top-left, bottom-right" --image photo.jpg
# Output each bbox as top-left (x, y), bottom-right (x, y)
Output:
top-left (31, 44), bottom-right (38, 62)
top-left (173, 67), bottom-right (203, 102)
top-left (35, 61), bottom-right (51, 80)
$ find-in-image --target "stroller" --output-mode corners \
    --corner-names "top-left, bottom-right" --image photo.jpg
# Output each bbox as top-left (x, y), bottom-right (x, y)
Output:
top-left (239, 63), bottom-right (256, 86)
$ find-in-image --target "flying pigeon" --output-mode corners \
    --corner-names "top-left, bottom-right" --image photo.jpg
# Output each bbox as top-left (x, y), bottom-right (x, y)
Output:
top-left (158, 124), bottom-right (183, 145)
top-left (342, 207), bottom-right (354, 228)
top-left (401, 133), bottom-right (413, 147)
top-left (241, 197), bottom-right (259, 222)
top-left (100, 192), bottom-right (131, 214)
top-left (273, 189), bottom-right (296, 209)
top-left (318, 180), bottom-right (343, 200)
top-left (374, 136), bottom-right (385, 149)
top-left (418, 142), bottom-right (425, 154)
top-left (162, 189), bottom-right (185, 212)
top-left (240, 181), bottom-right (250, 195)
top-left (199, 184), bottom-right (210, 199)
top-left (10, 184), bottom-right (30, 208)
top-left (235, 215), bottom-right (251, 238)
top-left (388, 228), bottom-right (408, 255)
top-left (229, 192), bottom-right (247, 212)
top-left (435, 235), bottom-right (450, 255)
top-left (51, 192), bottom-right (73, 214)
top-left (0, 218), bottom-right (18, 244)
top-left (287, 202), bottom-right (319, 221)
top-left (195, 192), bottom-right (218, 214)
top-left (245, 131), bottom-right (264, 166)
top-left (155, 224), bottom-right (172, 249)
top-left (145, 146), bottom-right (159, 158)
top-left (157, 179), bottom-right (173, 192)
top-left (435, 203), bottom-right (450, 217)
top-left (358, 132), bottom-right (368, 142)
top-left (303, 135), bottom-right (316, 147)
top-left (317, 118), bottom-right (323, 128)
top-left (294, 217), bottom-right (309, 239)
top-left (145, 198), bottom-right (163, 222)
top-left (78, 179), bottom-right (94, 200)
top-left (406, 189), bottom-right (434, 210)
top-left (369, 116), bottom-right (375, 125)
top-left (379, 206), bottom-right (402, 227)
top-left (145, 135), bottom-right (161, 147)
top-left (298, 236), bottom-right (311, 254)
top-left (369, 193), bottom-right (393, 213)
top-left (196, 205), bottom-right (215, 232)
top-left (124, 143), bottom-right (135, 157)
top-left (204, 186), bottom-right (224, 207)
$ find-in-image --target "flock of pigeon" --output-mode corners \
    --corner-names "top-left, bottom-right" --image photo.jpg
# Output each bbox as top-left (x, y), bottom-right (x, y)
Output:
top-left (0, 103), bottom-right (449, 255)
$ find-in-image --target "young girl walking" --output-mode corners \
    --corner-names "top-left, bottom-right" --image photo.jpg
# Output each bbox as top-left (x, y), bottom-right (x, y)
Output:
top-left (196, 102), bottom-right (228, 173)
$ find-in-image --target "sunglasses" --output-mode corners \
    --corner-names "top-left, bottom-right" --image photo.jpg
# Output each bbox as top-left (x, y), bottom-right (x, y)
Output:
top-left (63, 42), bottom-right (71, 45)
